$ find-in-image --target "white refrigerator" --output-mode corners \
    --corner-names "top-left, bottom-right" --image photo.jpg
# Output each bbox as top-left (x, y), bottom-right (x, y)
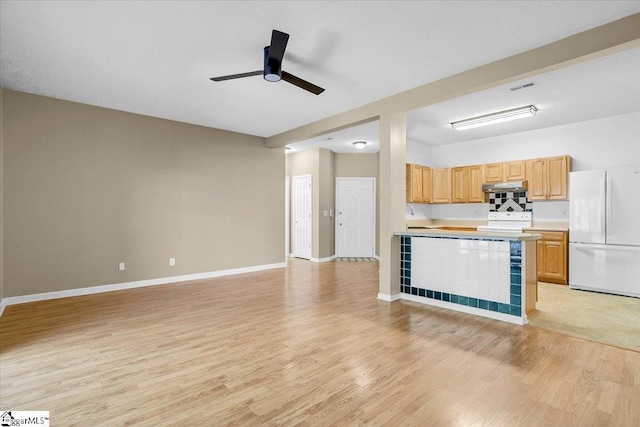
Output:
top-left (569, 166), bottom-right (640, 298)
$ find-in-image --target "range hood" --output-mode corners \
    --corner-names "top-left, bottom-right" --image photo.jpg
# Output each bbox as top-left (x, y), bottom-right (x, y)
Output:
top-left (482, 180), bottom-right (528, 192)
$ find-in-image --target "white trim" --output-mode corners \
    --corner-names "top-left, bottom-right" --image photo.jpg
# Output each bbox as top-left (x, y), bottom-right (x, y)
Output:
top-left (0, 300), bottom-right (7, 318)
top-left (288, 253), bottom-right (295, 258)
top-left (285, 176), bottom-right (290, 259)
top-left (373, 254), bottom-right (380, 260)
top-left (335, 177), bottom-right (376, 258)
top-left (0, 262), bottom-right (286, 313)
top-left (401, 293), bottom-right (527, 325)
top-left (377, 292), bottom-right (401, 302)
top-left (310, 255), bottom-right (337, 263)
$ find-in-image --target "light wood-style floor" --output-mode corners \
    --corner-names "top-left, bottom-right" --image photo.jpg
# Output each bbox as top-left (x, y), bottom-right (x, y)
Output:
top-left (1, 259), bottom-right (639, 426)
top-left (529, 282), bottom-right (640, 352)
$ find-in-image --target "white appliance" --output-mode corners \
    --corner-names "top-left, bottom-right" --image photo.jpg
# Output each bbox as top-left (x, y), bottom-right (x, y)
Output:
top-left (477, 212), bottom-right (532, 232)
top-left (569, 166), bottom-right (640, 298)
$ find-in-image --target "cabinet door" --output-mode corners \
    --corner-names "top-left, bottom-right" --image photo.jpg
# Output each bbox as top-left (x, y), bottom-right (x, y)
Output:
top-left (483, 163), bottom-right (504, 183)
top-left (547, 156), bottom-right (569, 199)
top-left (505, 160), bottom-right (526, 180)
top-left (411, 164), bottom-right (423, 203)
top-left (466, 165), bottom-right (484, 203)
top-left (450, 167), bottom-right (466, 203)
top-left (527, 159), bottom-right (547, 200)
top-left (406, 164), bottom-right (412, 203)
top-left (537, 241), bottom-right (545, 278)
top-left (432, 168), bottom-right (451, 203)
top-left (421, 166), bottom-right (432, 203)
top-left (542, 241), bottom-right (566, 281)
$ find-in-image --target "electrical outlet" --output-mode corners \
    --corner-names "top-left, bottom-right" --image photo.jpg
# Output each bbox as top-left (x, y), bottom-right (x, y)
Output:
top-left (119, 262), bottom-right (125, 271)
top-left (169, 257), bottom-right (176, 266)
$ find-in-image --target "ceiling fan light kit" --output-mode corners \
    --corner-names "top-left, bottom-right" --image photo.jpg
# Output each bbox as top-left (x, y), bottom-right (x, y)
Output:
top-left (451, 105), bottom-right (537, 130)
top-left (210, 30), bottom-right (325, 95)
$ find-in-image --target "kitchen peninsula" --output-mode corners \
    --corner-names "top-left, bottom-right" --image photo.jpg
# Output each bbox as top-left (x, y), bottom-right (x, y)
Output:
top-left (395, 229), bottom-right (540, 325)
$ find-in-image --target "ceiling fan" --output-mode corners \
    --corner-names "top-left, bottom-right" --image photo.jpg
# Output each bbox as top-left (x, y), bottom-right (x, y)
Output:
top-left (209, 29), bottom-right (325, 95)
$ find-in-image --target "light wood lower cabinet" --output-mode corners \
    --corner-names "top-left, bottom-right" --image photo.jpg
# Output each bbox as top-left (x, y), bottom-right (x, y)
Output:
top-left (530, 230), bottom-right (568, 285)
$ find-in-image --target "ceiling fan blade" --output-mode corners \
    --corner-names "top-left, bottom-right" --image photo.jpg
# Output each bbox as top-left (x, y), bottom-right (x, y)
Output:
top-left (267, 30), bottom-right (289, 68)
top-left (210, 70), bottom-right (262, 82)
top-left (282, 71), bottom-right (325, 95)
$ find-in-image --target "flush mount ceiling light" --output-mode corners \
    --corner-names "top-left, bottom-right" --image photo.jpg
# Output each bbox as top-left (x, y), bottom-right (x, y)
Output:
top-left (353, 141), bottom-right (367, 150)
top-left (451, 105), bottom-right (537, 131)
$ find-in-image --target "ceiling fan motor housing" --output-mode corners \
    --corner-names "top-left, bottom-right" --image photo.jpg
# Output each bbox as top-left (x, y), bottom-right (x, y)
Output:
top-left (263, 46), bottom-right (281, 82)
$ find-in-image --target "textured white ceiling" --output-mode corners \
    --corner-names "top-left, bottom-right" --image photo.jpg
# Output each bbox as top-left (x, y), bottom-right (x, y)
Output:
top-left (2, 1), bottom-right (640, 140)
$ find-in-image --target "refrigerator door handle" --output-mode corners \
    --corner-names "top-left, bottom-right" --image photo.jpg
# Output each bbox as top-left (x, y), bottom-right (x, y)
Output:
top-left (600, 177), bottom-right (606, 239)
top-left (606, 176), bottom-right (612, 238)
top-left (571, 242), bottom-right (640, 252)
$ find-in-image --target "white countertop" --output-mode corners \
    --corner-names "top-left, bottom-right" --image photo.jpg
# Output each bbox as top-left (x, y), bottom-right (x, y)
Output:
top-left (396, 229), bottom-right (541, 241)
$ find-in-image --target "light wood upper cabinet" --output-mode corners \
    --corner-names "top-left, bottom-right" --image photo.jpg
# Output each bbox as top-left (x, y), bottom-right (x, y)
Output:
top-left (505, 160), bottom-right (527, 180)
top-left (422, 166), bottom-right (432, 203)
top-left (432, 168), bottom-right (451, 203)
top-left (466, 165), bottom-right (484, 203)
top-left (450, 167), bottom-right (466, 203)
top-left (526, 156), bottom-right (570, 200)
top-left (406, 164), bottom-right (423, 203)
top-left (483, 163), bottom-right (504, 183)
top-left (547, 156), bottom-right (570, 199)
top-left (527, 158), bottom-right (547, 199)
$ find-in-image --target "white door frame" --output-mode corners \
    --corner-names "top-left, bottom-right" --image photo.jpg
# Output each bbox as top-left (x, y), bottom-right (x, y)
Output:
top-left (285, 176), bottom-right (290, 259)
top-left (335, 177), bottom-right (376, 258)
top-left (292, 174), bottom-right (312, 260)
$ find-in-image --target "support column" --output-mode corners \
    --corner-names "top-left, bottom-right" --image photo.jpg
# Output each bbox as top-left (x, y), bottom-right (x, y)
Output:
top-left (378, 113), bottom-right (406, 300)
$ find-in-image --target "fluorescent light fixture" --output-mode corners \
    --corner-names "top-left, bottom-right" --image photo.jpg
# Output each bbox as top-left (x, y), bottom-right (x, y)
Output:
top-left (451, 105), bottom-right (537, 130)
top-left (353, 141), bottom-right (367, 149)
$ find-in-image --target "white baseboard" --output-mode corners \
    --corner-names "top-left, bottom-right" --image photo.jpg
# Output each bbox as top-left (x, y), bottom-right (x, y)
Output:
top-left (288, 253), bottom-right (295, 258)
top-left (0, 262), bottom-right (287, 315)
top-left (373, 254), bottom-right (380, 260)
top-left (377, 292), bottom-right (401, 302)
top-left (310, 255), bottom-right (336, 263)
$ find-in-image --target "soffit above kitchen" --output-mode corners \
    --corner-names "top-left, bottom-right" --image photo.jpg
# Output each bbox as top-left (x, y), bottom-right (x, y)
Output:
top-left (289, 46), bottom-right (640, 153)
top-left (1, 1), bottom-right (639, 139)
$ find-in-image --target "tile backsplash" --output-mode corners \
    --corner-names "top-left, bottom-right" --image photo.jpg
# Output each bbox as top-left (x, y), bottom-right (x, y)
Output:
top-left (489, 191), bottom-right (533, 212)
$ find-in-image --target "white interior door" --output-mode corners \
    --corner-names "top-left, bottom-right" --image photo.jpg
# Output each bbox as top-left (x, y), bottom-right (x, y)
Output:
top-left (336, 178), bottom-right (375, 258)
top-left (293, 175), bottom-right (312, 260)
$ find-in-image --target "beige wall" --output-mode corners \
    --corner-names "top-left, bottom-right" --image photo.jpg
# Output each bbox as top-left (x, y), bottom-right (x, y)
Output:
top-left (2, 90), bottom-right (284, 298)
top-left (286, 148), bottom-right (336, 260)
top-left (286, 150), bottom-right (380, 259)
top-left (318, 149), bottom-right (335, 259)
top-left (287, 149), bottom-right (318, 258)
top-left (335, 153), bottom-right (380, 256)
top-left (0, 88), bottom-right (4, 303)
